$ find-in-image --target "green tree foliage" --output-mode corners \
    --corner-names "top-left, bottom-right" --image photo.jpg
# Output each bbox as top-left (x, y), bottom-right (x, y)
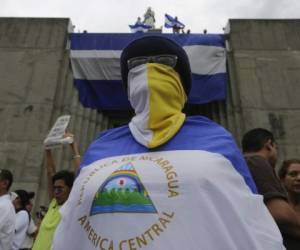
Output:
top-left (92, 188), bottom-right (153, 206)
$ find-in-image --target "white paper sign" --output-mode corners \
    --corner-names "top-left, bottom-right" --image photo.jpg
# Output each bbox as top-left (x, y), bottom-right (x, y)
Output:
top-left (43, 115), bottom-right (73, 149)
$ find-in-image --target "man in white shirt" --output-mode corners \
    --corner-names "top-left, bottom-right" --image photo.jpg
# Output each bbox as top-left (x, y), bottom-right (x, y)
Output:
top-left (0, 169), bottom-right (16, 250)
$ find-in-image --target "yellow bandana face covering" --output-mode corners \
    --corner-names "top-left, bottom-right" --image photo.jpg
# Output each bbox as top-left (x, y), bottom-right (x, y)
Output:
top-left (128, 63), bottom-right (186, 148)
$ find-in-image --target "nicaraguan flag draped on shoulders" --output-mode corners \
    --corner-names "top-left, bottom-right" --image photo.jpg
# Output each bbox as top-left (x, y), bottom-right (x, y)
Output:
top-left (70, 33), bottom-right (227, 110)
top-left (53, 116), bottom-right (284, 250)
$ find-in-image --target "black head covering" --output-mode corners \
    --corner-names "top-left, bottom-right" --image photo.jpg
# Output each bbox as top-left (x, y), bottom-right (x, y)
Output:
top-left (120, 36), bottom-right (192, 95)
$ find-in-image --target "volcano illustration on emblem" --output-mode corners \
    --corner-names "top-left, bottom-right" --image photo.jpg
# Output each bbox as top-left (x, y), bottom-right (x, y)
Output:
top-left (90, 162), bottom-right (157, 215)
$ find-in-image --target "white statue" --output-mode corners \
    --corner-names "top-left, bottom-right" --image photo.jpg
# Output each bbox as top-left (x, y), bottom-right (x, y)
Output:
top-left (143, 7), bottom-right (155, 29)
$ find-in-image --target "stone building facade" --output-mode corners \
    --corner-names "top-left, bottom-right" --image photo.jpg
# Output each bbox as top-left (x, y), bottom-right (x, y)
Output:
top-left (0, 18), bottom-right (299, 209)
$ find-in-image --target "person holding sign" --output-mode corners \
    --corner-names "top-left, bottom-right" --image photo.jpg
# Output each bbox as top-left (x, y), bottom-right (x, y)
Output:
top-left (32, 132), bottom-right (80, 250)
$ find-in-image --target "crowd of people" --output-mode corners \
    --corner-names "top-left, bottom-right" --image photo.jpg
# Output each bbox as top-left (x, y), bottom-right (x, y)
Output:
top-left (242, 128), bottom-right (300, 249)
top-left (0, 134), bottom-right (80, 250)
top-left (0, 36), bottom-right (300, 249)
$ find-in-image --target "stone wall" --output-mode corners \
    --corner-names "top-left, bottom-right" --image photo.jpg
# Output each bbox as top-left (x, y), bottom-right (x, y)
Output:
top-left (0, 18), bottom-right (109, 208)
top-left (227, 19), bottom-right (300, 162)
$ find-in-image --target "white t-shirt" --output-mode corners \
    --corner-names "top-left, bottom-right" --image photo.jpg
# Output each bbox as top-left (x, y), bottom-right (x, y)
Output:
top-left (0, 194), bottom-right (16, 250)
top-left (20, 218), bottom-right (37, 249)
top-left (11, 210), bottom-right (29, 250)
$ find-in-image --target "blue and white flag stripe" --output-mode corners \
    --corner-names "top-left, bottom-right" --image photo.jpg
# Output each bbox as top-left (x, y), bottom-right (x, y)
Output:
top-left (71, 45), bottom-right (225, 80)
top-left (71, 50), bottom-right (122, 80)
top-left (70, 33), bottom-right (227, 109)
top-left (70, 33), bottom-right (225, 50)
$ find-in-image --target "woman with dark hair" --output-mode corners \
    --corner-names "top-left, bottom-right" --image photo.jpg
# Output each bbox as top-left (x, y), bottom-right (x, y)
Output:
top-left (279, 159), bottom-right (300, 212)
top-left (11, 190), bottom-right (34, 250)
top-left (279, 159), bottom-right (300, 250)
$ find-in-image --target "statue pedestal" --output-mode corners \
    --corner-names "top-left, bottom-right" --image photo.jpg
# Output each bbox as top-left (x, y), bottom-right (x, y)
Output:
top-left (147, 28), bottom-right (162, 33)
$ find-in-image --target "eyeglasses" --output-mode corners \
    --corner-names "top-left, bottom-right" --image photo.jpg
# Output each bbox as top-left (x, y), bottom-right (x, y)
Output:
top-left (127, 54), bottom-right (178, 70)
top-left (287, 171), bottom-right (300, 178)
top-left (53, 186), bottom-right (64, 193)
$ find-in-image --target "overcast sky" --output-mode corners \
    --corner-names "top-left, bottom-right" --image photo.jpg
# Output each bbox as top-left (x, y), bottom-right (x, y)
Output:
top-left (1, 0), bottom-right (299, 33)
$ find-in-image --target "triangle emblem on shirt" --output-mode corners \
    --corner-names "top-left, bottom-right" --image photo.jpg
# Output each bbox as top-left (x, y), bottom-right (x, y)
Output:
top-left (90, 162), bottom-right (157, 215)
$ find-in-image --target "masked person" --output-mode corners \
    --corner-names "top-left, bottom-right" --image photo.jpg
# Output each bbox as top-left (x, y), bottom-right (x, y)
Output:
top-left (52, 36), bottom-right (285, 250)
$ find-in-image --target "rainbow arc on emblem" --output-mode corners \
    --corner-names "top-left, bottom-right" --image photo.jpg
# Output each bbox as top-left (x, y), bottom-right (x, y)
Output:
top-left (90, 163), bottom-right (157, 215)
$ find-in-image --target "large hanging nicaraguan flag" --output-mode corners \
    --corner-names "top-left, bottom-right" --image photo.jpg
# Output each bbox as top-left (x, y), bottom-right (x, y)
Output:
top-left (70, 33), bottom-right (227, 110)
top-left (52, 116), bottom-right (284, 250)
